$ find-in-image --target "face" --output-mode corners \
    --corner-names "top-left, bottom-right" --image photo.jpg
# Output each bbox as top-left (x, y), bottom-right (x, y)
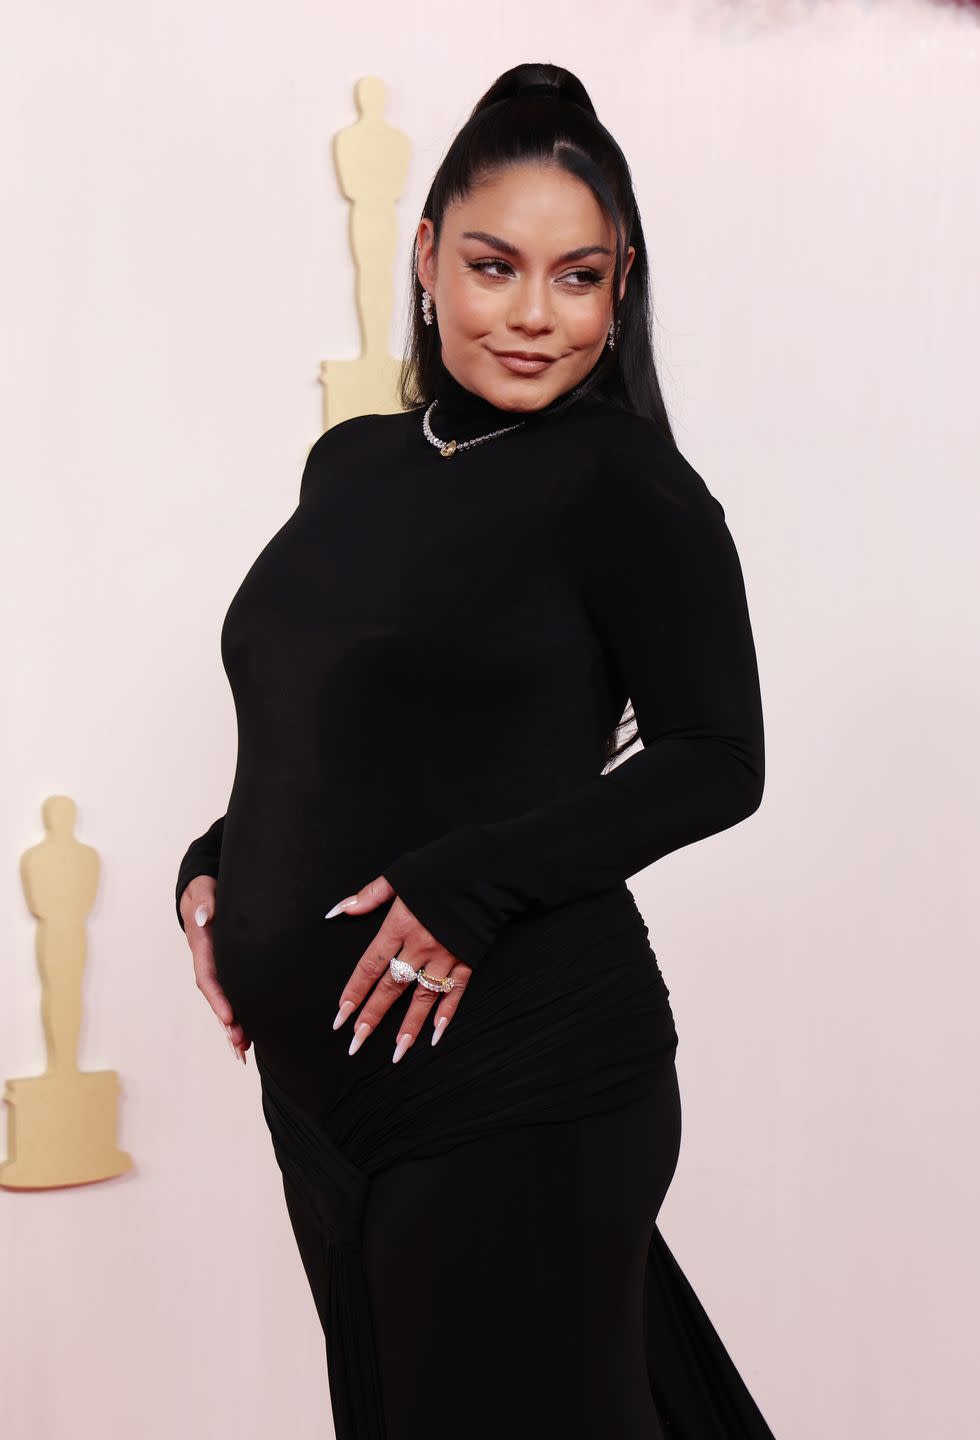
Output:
top-left (416, 162), bottom-right (635, 413)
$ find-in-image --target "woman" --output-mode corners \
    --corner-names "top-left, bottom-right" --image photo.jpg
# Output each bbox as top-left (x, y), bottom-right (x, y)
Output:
top-left (176, 63), bottom-right (777, 1440)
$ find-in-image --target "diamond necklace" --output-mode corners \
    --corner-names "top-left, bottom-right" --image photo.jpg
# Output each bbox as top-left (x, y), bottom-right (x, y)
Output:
top-left (422, 398), bottom-right (525, 459)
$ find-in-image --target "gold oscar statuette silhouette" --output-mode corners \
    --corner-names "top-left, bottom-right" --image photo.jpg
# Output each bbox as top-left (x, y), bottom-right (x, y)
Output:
top-left (1, 796), bottom-right (132, 1189)
top-left (320, 75), bottom-right (412, 428)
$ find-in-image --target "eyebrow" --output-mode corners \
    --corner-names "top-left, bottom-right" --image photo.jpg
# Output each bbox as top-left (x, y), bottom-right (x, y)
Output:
top-left (460, 230), bottom-right (614, 264)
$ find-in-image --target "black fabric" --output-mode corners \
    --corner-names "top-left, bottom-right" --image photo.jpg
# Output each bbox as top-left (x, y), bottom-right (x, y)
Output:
top-left (175, 814), bottom-right (223, 924)
top-left (175, 351), bottom-right (775, 1437)
top-left (360, 1067), bottom-right (683, 1439)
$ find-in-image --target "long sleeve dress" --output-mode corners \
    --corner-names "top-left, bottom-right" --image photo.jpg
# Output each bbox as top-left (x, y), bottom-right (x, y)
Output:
top-left (175, 350), bottom-right (777, 1440)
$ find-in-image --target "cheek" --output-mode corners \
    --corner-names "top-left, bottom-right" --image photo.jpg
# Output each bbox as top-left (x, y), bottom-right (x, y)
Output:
top-left (561, 295), bottom-right (610, 346)
top-left (441, 275), bottom-right (502, 335)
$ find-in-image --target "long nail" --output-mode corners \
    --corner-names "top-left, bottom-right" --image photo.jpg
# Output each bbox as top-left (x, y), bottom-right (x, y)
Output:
top-left (392, 1032), bottom-right (413, 1064)
top-left (220, 1020), bottom-right (246, 1065)
top-left (348, 1022), bottom-right (371, 1056)
top-left (431, 1016), bottom-right (449, 1047)
top-left (195, 904), bottom-right (209, 927)
top-left (332, 999), bottom-right (355, 1031)
top-left (325, 896), bottom-right (359, 918)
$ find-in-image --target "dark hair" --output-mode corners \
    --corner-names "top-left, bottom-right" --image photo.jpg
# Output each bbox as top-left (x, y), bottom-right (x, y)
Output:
top-left (399, 62), bottom-right (676, 767)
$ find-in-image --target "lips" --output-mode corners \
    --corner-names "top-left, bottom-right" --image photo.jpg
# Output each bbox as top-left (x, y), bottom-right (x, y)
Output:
top-left (493, 351), bottom-right (555, 362)
top-left (491, 351), bottom-right (556, 375)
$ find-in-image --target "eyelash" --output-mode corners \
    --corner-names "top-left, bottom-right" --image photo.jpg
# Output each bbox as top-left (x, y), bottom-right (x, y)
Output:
top-left (466, 259), bottom-right (603, 288)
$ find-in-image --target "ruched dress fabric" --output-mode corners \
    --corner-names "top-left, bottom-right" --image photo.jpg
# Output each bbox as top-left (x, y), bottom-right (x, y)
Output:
top-left (175, 352), bottom-right (777, 1439)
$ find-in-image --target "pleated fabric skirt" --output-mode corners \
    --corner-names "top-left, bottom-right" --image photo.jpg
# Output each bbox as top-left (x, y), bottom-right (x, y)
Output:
top-left (248, 888), bottom-right (779, 1440)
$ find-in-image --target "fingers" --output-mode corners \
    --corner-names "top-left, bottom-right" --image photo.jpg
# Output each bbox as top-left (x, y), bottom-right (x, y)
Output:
top-left (342, 958), bottom-right (415, 1058)
top-left (331, 893), bottom-right (471, 1061)
top-left (188, 912), bottom-right (231, 1026)
top-left (182, 877), bottom-right (249, 1066)
top-left (325, 874), bottom-right (394, 918)
top-left (392, 958), bottom-right (469, 1061)
top-left (179, 874), bottom-right (215, 935)
top-left (332, 899), bottom-right (411, 1039)
top-left (427, 963), bottom-right (469, 1046)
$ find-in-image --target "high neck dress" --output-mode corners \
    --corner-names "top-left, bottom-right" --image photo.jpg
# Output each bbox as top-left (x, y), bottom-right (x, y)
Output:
top-left (175, 350), bottom-right (776, 1440)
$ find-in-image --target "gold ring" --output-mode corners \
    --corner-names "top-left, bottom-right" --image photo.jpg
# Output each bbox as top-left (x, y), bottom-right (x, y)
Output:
top-left (416, 966), bottom-right (455, 994)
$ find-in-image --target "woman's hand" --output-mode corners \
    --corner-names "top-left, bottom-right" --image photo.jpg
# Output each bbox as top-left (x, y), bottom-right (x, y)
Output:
top-left (179, 875), bottom-right (251, 1065)
top-left (327, 875), bottom-right (471, 1063)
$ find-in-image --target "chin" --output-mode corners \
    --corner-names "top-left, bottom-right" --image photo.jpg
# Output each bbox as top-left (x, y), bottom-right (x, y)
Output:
top-left (483, 366), bottom-right (565, 411)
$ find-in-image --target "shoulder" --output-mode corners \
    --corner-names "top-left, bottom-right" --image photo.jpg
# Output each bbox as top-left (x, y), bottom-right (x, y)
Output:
top-left (574, 403), bottom-right (725, 530)
top-left (568, 403), bottom-right (747, 597)
top-left (298, 409), bottom-right (420, 504)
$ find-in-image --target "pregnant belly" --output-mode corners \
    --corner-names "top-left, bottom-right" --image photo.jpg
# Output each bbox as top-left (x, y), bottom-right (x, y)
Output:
top-left (212, 899), bottom-right (390, 1051)
top-left (214, 880), bottom-right (678, 1142)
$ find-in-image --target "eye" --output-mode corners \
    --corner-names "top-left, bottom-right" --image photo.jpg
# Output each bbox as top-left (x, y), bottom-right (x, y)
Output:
top-left (561, 268), bottom-right (603, 288)
top-left (467, 260), bottom-right (604, 289)
top-left (467, 259), bottom-right (515, 279)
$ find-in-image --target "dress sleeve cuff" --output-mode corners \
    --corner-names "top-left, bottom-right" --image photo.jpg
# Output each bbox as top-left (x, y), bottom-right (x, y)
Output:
top-left (381, 823), bottom-right (518, 970)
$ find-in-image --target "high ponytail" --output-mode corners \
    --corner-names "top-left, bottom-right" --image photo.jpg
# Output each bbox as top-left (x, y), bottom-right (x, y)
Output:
top-left (472, 62), bottom-right (598, 116)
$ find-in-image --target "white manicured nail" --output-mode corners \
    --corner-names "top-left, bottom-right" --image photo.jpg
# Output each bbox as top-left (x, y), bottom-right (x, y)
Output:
top-left (325, 896), bottom-right (359, 918)
top-left (194, 904), bottom-right (209, 927)
top-left (431, 1016), bottom-right (449, 1047)
top-left (332, 1000), bottom-right (355, 1031)
top-left (348, 1022), bottom-right (370, 1056)
top-left (392, 1032), bottom-right (412, 1064)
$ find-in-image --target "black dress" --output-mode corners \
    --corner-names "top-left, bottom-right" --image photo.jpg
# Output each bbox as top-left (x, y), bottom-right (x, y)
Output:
top-left (175, 351), bottom-right (776, 1440)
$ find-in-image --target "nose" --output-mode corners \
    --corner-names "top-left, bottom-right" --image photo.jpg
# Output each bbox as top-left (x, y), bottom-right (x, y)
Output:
top-left (507, 276), bottom-right (556, 337)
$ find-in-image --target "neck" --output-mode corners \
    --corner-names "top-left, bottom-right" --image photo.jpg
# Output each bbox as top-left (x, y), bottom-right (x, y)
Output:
top-left (429, 349), bottom-right (608, 442)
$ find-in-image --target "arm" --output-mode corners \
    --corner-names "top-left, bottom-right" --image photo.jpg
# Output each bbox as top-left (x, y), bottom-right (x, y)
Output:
top-left (382, 427), bottom-right (765, 969)
top-left (175, 815), bottom-right (225, 931)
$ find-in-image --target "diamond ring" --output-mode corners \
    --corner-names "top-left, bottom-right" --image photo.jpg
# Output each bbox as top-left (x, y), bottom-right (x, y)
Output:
top-left (389, 956), bottom-right (418, 985)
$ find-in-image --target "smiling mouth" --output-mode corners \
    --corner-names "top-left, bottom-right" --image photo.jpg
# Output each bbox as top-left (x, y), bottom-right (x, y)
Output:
top-left (492, 350), bottom-right (556, 362)
top-left (489, 350), bottom-right (558, 375)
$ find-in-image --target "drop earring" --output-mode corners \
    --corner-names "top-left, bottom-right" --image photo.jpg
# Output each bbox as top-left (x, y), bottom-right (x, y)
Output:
top-left (421, 289), bottom-right (434, 326)
top-left (606, 319), bottom-right (617, 351)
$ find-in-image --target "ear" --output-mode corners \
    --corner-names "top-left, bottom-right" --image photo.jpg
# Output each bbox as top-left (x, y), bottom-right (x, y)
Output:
top-left (619, 244), bottom-right (636, 301)
top-left (416, 217), bottom-right (437, 294)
